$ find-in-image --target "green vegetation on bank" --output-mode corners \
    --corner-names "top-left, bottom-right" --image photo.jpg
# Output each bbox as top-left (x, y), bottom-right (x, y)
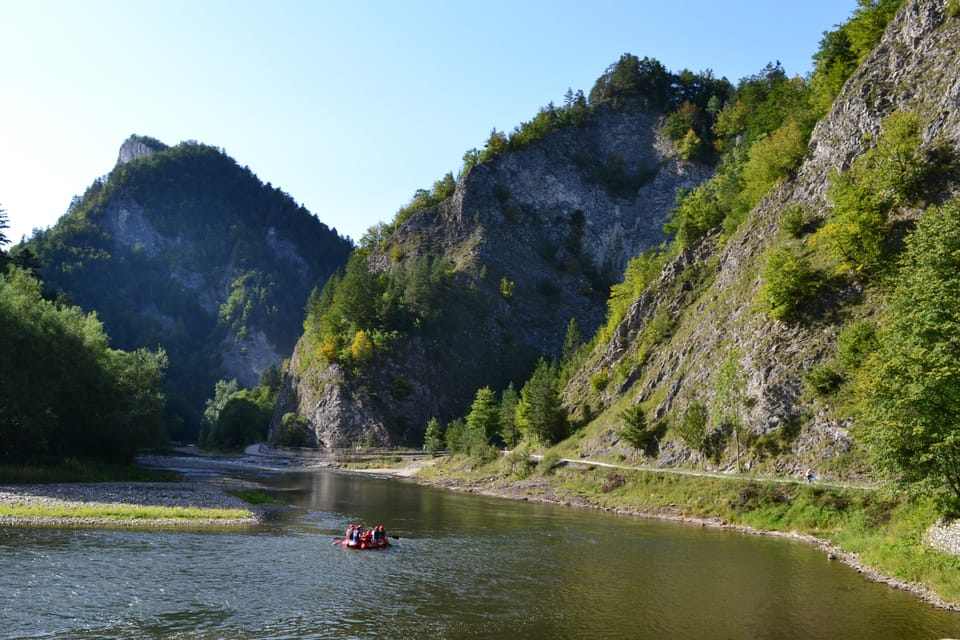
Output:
top-left (422, 455), bottom-right (960, 604)
top-left (0, 264), bottom-right (169, 462)
top-left (198, 366), bottom-right (281, 451)
top-left (0, 502), bottom-right (251, 523)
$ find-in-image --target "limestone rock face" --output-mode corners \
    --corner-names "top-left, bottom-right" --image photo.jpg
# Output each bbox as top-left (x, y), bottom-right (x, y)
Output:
top-left (274, 103), bottom-right (715, 447)
top-left (116, 136), bottom-right (163, 165)
top-left (565, 0), bottom-right (960, 474)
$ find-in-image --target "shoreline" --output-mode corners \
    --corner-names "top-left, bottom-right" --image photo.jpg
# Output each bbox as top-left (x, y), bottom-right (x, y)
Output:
top-left (397, 462), bottom-right (960, 613)
top-left (0, 476), bottom-right (269, 529)
top-left (4, 449), bottom-right (959, 612)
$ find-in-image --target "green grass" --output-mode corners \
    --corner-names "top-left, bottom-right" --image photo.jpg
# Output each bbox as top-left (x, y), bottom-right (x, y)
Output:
top-left (0, 457), bottom-right (179, 484)
top-left (0, 503), bottom-right (251, 522)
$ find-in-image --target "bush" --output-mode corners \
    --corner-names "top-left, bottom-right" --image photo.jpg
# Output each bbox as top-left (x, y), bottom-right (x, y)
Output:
top-left (780, 206), bottom-right (810, 238)
top-left (537, 451), bottom-right (562, 475)
top-left (805, 362), bottom-right (845, 397)
top-left (275, 412), bottom-right (312, 447)
top-left (755, 247), bottom-right (822, 320)
top-left (676, 401), bottom-right (709, 453)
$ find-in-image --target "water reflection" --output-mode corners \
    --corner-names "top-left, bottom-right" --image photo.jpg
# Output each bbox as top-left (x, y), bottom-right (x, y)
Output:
top-left (1, 469), bottom-right (958, 639)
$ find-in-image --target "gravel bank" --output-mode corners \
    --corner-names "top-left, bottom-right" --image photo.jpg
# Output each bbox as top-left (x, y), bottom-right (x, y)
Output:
top-left (0, 477), bottom-right (265, 528)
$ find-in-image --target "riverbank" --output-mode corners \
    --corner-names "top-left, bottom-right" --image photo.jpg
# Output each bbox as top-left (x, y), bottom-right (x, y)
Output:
top-left (385, 455), bottom-right (960, 613)
top-left (0, 476), bottom-right (269, 528)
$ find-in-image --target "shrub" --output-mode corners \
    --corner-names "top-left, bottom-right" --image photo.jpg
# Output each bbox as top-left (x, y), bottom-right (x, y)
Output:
top-left (537, 451), bottom-right (562, 475)
top-left (780, 206), bottom-right (809, 238)
top-left (275, 412), bottom-right (312, 447)
top-left (755, 247), bottom-right (822, 320)
top-left (676, 401), bottom-right (709, 453)
top-left (590, 371), bottom-right (610, 391)
top-left (805, 362), bottom-right (845, 397)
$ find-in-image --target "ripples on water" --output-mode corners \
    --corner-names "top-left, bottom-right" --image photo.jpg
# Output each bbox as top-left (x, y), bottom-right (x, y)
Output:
top-left (2, 470), bottom-right (960, 639)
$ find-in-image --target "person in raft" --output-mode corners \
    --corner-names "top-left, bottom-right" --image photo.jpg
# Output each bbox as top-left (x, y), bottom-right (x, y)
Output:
top-left (345, 524), bottom-right (355, 541)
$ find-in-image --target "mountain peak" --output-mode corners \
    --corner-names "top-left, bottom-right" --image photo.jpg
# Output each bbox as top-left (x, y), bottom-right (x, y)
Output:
top-left (116, 134), bottom-right (167, 166)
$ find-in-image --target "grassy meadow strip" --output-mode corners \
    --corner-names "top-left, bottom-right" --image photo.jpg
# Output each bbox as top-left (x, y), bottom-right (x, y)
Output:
top-left (0, 502), bottom-right (251, 521)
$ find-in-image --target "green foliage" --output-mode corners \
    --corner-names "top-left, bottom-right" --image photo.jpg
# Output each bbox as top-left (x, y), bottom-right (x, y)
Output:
top-left (391, 172), bottom-right (457, 234)
top-left (837, 320), bottom-right (878, 371)
top-left (0, 267), bottom-right (168, 461)
top-left (0, 206), bottom-right (9, 252)
top-left (855, 198), bottom-right (960, 512)
top-left (423, 417), bottom-right (445, 455)
top-left (755, 247), bottom-right (823, 320)
top-left (516, 359), bottom-right (569, 444)
top-left (814, 110), bottom-right (927, 277)
top-left (199, 376), bottom-right (277, 451)
top-left (948, 0), bottom-right (960, 18)
top-left (301, 250), bottom-right (453, 372)
top-left (618, 404), bottom-right (665, 456)
top-left (664, 184), bottom-right (725, 248)
top-left (805, 362), bottom-right (846, 398)
top-left (713, 350), bottom-right (748, 471)
top-left (676, 401), bottom-right (710, 454)
top-left (536, 450), bottom-right (562, 475)
top-left (780, 206), bottom-right (810, 238)
top-left (590, 371), bottom-right (610, 392)
top-left (275, 412), bottom-right (312, 448)
top-left (498, 384), bottom-right (520, 449)
top-left (499, 277), bottom-right (515, 300)
top-left (739, 119), bottom-right (809, 210)
top-left (25, 140), bottom-right (352, 437)
top-left (466, 387), bottom-right (502, 445)
top-left (599, 247), bottom-right (668, 342)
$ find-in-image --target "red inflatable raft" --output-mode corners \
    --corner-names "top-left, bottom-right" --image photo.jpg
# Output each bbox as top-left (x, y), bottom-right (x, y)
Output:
top-left (333, 538), bottom-right (391, 550)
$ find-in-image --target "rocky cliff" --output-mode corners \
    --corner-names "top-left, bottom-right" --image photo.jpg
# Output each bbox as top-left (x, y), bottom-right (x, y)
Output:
top-left (563, 0), bottom-right (960, 477)
top-left (273, 103), bottom-right (715, 447)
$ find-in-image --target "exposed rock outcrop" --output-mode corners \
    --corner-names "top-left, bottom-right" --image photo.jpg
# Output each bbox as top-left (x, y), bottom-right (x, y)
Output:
top-left (274, 103), bottom-right (715, 447)
top-left (567, 0), bottom-right (960, 476)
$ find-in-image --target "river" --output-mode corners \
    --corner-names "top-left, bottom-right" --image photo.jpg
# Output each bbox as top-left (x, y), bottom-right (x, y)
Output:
top-left (2, 467), bottom-right (959, 639)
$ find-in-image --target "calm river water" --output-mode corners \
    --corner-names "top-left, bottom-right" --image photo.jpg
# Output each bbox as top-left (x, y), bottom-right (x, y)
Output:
top-left (2, 467), bottom-right (960, 639)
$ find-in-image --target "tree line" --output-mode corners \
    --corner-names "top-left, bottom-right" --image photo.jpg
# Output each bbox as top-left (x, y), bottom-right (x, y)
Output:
top-left (1, 211), bottom-right (168, 462)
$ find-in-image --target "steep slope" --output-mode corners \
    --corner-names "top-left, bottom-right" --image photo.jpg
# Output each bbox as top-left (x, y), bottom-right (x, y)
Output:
top-left (563, 0), bottom-right (960, 477)
top-left (274, 102), bottom-right (716, 447)
top-left (26, 137), bottom-right (353, 437)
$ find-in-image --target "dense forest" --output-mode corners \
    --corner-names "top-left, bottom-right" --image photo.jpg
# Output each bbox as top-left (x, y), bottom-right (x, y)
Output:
top-left (14, 140), bottom-right (352, 440)
top-left (1, 208), bottom-right (168, 461)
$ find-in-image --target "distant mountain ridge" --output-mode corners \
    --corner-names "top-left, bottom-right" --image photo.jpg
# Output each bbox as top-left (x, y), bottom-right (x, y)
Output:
top-left (24, 137), bottom-right (353, 437)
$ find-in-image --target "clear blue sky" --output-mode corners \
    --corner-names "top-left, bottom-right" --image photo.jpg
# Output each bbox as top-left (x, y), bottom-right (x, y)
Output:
top-left (1, 0), bottom-right (858, 246)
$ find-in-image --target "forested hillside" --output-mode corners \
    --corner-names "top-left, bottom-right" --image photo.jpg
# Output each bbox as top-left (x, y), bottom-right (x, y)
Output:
top-left (429, 0), bottom-right (960, 516)
top-left (271, 58), bottom-right (733, 448)
top-left (1, 209), bottom-right (167, 461)
top-left (274, 0), bottom-right (960, 519)
top-left (17, 138), bottom-right (353, 439)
